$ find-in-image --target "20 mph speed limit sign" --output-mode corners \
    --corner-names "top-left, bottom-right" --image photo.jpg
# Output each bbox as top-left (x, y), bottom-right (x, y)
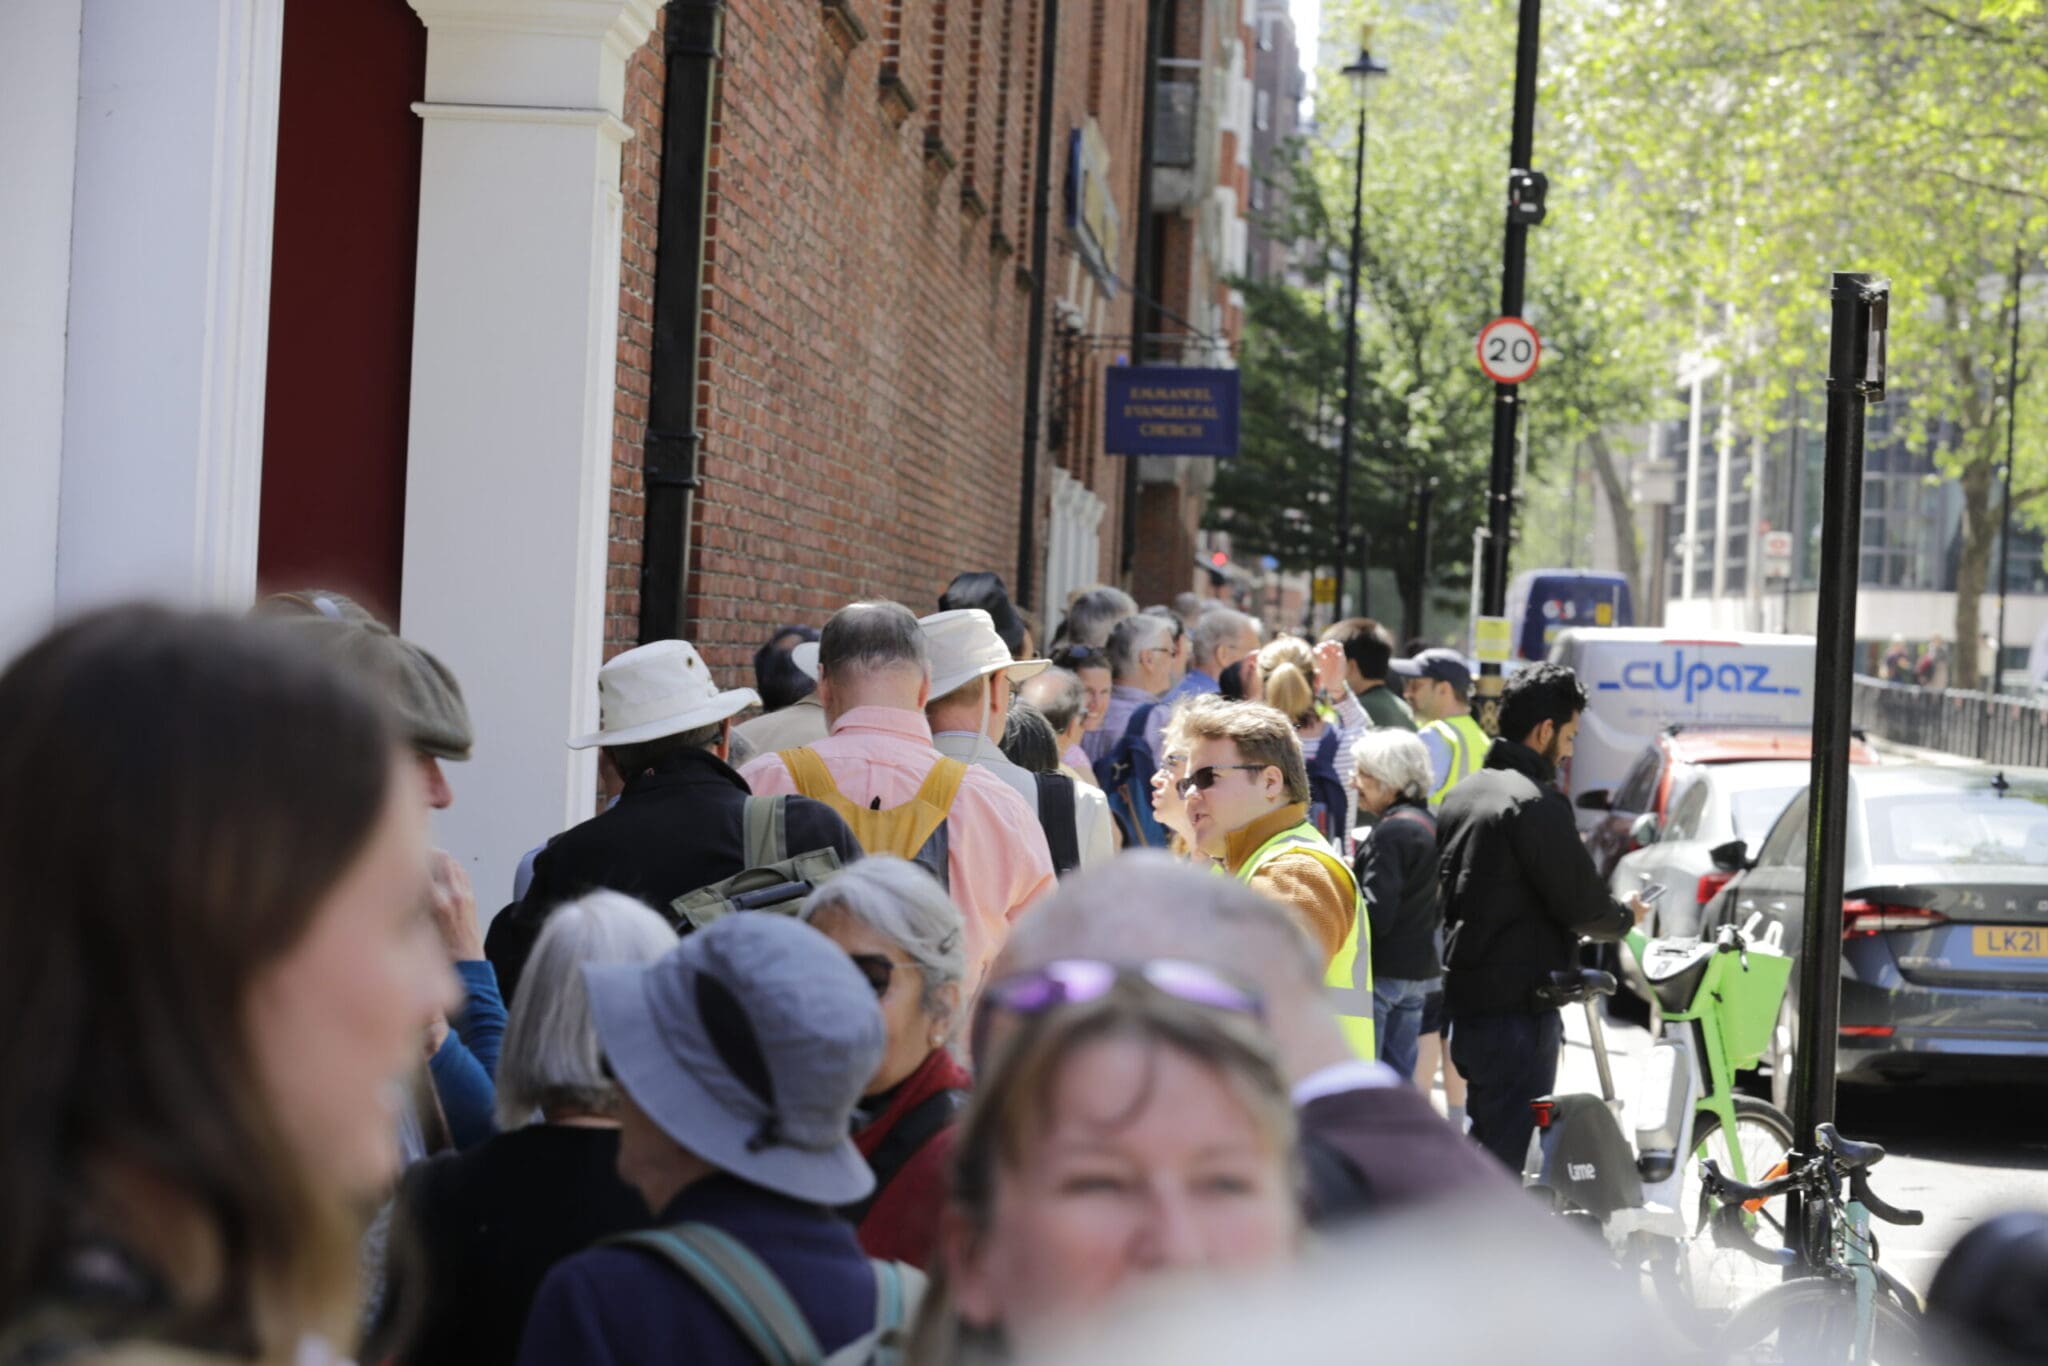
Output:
top-left (1476, 316), bottom-right (1542, 384)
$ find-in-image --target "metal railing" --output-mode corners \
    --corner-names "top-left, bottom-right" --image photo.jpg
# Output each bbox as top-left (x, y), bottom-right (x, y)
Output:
top-left (1153, 59), bottom-right (1202, 170)
top-left (1851, 675), bottom-right (2048, 769)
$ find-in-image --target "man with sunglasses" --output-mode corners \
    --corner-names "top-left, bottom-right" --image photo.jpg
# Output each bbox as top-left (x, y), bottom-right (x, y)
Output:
top-left (1176, 702), bottom-right (1375, 1060)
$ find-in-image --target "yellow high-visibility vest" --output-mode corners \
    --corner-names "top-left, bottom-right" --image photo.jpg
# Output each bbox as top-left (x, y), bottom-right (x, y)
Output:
top-left (1424, 714), bottom-right (1492, 807)
top-left (1236, 820), bottom-right (1376, 1060)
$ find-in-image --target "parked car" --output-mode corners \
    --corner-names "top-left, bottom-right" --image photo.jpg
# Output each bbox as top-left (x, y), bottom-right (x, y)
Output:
top-left (1707, 763), bottom-right (2048, 1105)
top-left (1609, 757), bottom-right (1819, 941)
top-left (1581, 726), bottom-right (1875, 884)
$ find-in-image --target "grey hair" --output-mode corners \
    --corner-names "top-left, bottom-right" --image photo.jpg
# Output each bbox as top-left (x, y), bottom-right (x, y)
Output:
top-left (1020, 665), bottom-right (1085, 733)
top-left (801, 856), bottom-right (966, 1027)
top-left (1189, 608), bottom-right (1256, 669)
top-left (1063, 586), bottom-right (1139, 648)
top-left (494, 890), bottom-right (677, 1128)
top-left (999, 853), bottom-right (1324, 1001)
top-left (1351, 728), bottom-right (1434, 802)
top-left (819, 601), bottom-right (930, 684)
top-left (1107, 611), bottom-right (1175, 680)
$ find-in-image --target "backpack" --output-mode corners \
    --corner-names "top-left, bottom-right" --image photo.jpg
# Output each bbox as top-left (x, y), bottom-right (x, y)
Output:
top-left (670, 795), bottom-right (847, 932)
top-left (781, 748), bottom-right (966, 891)
top-left (1093, 704), bottom-right (1170, 849)
top-left (1304, 727), bottom-right (1350, 850)
top-left (1032, 772), bottom-right (1082, 874)
top-left (606, 1221), bottom-right (923, 1366)
top-left (839, 1087), bottom-right (969, 1225)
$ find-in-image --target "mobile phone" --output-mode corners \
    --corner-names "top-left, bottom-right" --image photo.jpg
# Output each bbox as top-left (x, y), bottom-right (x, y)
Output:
top-left (1638, 882), bottom-right (1668, 906)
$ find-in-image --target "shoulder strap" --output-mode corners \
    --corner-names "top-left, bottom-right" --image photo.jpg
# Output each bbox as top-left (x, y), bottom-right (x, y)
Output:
top-left (1381, 804), bottom-right (1437, 835)
top-left (912, 756), bottom-right (969, 813)
top-left (603, 1222), bottom-right (821, 1366)
top-left (743, 795), bottom-right (791, 868)
top-left (1315, 726), bottom-right (1339, 764)
top-left (781, 748), bottom-right (854, 818)
top-left (1033, 773), bottom-right (1081, 874)
top-left (1121, 702), bottom-right (1157, 743)
top-left (842, 1087), bottom-right (968, 1225)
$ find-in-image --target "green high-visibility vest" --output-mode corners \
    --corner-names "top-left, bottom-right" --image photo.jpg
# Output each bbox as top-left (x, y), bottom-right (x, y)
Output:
top-left (1424, 714), bottom-right (1492, 807)
top-left (1236, 820), bottom-right (1376, 1060)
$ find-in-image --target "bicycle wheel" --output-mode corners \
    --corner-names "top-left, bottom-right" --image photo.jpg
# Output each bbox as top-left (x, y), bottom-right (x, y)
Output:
top-left (1716, 1279), bottom-right (1925, 1364)
top-left (1679, 1097), bottom-right (1797, 1316)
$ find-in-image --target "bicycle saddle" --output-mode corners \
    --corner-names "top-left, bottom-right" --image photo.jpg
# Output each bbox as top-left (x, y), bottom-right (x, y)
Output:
top-left (1817, 1123), bottom-right (1887, 1170)
top-left (1543, 968), bottom-right (1618, 1004)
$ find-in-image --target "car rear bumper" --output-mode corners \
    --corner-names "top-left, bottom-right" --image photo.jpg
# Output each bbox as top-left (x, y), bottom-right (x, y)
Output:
top-left (1840, 976), bottom-right (2048, 1081)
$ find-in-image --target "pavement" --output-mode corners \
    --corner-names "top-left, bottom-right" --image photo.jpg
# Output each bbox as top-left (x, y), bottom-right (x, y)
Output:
top-left (1545, 1004), bottom-right (2048, 1299)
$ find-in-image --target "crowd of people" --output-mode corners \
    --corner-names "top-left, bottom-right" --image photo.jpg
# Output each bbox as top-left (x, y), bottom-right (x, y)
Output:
top-left (1, 577), bottom-right (2040, 1366)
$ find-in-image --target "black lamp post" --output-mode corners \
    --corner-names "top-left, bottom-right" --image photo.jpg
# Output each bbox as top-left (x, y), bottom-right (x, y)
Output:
top-left (1332, 40), bottom-right (1389, 621)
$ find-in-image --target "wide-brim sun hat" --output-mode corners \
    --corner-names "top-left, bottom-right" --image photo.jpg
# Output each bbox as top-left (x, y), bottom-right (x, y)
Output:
top-left (568, 639), bottom-right (760, 749)
top-left (792, 640), bottom-right (822, 681)
top-left (920, 608), bottom-right (1050, 698)
top-left (583, 913), bottom-right (885, 1205)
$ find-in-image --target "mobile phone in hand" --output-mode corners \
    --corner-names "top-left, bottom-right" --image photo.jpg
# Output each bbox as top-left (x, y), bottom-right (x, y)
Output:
top-left (1638, 882), bottom-right (1668, 906)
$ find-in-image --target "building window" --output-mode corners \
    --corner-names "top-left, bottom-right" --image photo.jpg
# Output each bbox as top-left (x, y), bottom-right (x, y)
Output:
top-left (1255, 88), bottom-right (1270, 132)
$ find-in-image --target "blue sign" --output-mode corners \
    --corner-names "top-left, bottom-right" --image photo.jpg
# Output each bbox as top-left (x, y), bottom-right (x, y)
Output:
top-left (1103, 366), bottom-right (1240, 458)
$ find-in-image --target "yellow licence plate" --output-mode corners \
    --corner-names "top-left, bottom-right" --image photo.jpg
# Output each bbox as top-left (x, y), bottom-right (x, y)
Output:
top-left (1974, 926), bottom-right (2048, 958)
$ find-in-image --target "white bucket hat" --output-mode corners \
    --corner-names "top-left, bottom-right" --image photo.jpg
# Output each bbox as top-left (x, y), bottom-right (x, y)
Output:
top-left (568, 640), bottom-right (760, 749)
top-left (920, 608), bottom-right (1049, 697)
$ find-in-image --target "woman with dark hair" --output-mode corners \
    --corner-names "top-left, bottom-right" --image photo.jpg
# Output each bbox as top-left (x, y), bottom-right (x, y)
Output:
top-left (0, 607), bottom-right (458, 1364)
top-left (998, 701), bottom-right (1063, 776)
top-left (940, 572), bottom-right (1028, 658)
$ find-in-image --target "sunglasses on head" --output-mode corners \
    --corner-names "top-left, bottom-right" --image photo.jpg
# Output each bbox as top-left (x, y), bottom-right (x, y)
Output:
top-left (1176, 763), bottom-right (1270, 798)
top-left (971, 958), bottom-right (1264, 1062)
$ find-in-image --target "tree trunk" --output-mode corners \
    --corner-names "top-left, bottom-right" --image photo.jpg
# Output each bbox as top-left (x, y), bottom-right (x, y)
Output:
top-left (1587, 431), bottom-right (1644, 610)
top-left (1953, 455), bottom-right (1996, 691)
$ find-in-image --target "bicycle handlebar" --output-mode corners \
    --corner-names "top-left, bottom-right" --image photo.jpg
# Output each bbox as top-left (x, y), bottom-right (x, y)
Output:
top-left (1850, 1167), bottom-right (1925, 1227)
top-left (1699, 1158), bottom-right (1798, 1207)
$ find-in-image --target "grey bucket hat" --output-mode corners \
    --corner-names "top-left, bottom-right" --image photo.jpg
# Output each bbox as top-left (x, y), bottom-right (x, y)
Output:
top-left (583, 912), bottom-right (887, 1205)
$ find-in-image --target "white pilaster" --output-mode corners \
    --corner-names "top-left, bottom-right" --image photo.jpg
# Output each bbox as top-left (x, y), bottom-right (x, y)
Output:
top-left (0, 0), bottom-right (82, 660)
top-left (401, 0), bottom-right (655, 896)
top-left (53, 0), bottom-right (284, 617)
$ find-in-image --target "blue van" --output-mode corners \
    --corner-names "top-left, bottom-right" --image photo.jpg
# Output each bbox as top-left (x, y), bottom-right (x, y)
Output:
top-left (1507, 570), bottom-right (1633, 662)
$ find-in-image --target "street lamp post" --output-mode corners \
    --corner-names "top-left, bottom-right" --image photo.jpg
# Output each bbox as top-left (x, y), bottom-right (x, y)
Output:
top-left (1332, 41), bottom-right (1389, 621)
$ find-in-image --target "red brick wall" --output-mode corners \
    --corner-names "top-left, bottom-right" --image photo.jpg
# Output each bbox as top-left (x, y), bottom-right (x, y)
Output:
top-left (588, 0), bottom-right (1152, 674)
top-left (608, 19), bottom-right (665, 660)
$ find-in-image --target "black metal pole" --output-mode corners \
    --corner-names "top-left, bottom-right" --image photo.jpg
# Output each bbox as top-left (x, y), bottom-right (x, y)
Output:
top-left (1014, 0), bottom-right (1062, 610)
top-left (1407, 478), bottom-right (1435, 642)
top-left (1995, 245), bottom-right (2024, 698)
top-left (1116, 0), bottom-right (1166, 589)
top-left (638, 0), bottom-right (724, 644)
top-left (1333, 98), bottom-right (1368, 620)
top-left (1476, 0), bottom-right (1541, 734)
top-left (1784, 389), bottom-right (1804, 630)
top-left (1788, 271), bottom-right (1889, 1256)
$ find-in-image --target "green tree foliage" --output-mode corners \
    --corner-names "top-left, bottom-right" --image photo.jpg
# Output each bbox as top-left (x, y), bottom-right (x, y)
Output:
top-left (1212, 2), bottom-right (1667, 624)
top-left (1557, 0), bottom-right (2048, 685)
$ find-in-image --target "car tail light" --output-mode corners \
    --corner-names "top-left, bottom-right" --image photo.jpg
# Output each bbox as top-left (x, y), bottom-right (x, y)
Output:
top-left (1840, 1025), bottom-right (1896, 1038)
top-left (1842, 900), bottom-right (1948, 937)
top-left (1696, 871), bottom-right (1734, 906)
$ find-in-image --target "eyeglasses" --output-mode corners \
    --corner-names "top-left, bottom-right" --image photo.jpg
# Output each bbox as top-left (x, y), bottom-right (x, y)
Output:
top-left (849, 952), bottom-right (898, 998)
top-left (972, 958), bottom-right (1264, 1061)
top-left (1177, 763), bottom-right (1270, 798)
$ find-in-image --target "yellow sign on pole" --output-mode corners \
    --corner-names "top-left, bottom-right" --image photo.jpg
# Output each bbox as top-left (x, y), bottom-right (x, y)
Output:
top-left (1312, 575), bottom-right (1337, 605)
top-left (1473, 615), bottom-right (1512, 664)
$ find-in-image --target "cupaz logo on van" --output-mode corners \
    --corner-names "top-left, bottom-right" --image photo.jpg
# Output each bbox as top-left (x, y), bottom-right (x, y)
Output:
top-left (1594, 651), bottom-right (1802, 705)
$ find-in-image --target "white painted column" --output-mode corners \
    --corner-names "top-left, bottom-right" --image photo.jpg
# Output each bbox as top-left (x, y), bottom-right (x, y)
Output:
top-left (401, 0), bottom-right (655, 896)
top-left (1683, 369), bottom-right (1704, 601)
top-left (1712, 368), bottom-right (1734, 616)
top-left (53, 0), bottom-right (284, 617)
top-left (0, 0), bottom-right (82, 660)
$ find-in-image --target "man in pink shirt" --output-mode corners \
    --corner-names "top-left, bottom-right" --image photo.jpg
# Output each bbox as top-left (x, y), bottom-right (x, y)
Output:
top-left (740, 601), bottom-right (1056, 990)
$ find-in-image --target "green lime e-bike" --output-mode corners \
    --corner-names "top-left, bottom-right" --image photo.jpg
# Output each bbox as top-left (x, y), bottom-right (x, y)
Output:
top-left (1523, 912), bottom-right (1797, 1320)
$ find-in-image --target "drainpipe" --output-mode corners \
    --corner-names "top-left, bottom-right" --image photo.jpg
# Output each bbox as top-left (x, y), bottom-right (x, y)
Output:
top-left (1014, 0), bottom-right (1062, 613)
top-left (639, 1), bottom-right (723, 644)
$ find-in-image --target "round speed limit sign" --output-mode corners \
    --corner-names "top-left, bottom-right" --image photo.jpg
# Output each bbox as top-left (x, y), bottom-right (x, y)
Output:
top-left (1476, 316), bottom-right (1542, 384)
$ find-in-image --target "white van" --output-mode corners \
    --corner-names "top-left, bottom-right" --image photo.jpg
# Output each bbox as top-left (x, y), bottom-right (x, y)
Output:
top-left (1547, 627), bottom-right (1817, 821)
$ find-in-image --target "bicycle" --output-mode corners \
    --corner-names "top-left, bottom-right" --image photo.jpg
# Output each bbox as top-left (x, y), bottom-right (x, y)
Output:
top-left (1699, 1121), bottom-right (1927, 1364)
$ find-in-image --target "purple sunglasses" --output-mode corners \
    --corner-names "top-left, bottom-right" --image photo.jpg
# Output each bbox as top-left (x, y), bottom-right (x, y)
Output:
top-left (972, 958), bottom-right (1264, 1062)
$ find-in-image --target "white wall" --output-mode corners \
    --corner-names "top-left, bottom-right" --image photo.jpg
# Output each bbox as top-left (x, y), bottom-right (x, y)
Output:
top-left (0, 0), bottom-right (82, 662)
top-left (1665, 588), bottom-right (2048, 655)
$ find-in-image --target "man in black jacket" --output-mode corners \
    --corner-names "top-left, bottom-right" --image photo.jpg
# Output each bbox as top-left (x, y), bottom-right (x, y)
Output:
top-left (1437, 662), bottom-right (1648, 1170)
top-left (486, 639), bottom-right (861, 1000)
